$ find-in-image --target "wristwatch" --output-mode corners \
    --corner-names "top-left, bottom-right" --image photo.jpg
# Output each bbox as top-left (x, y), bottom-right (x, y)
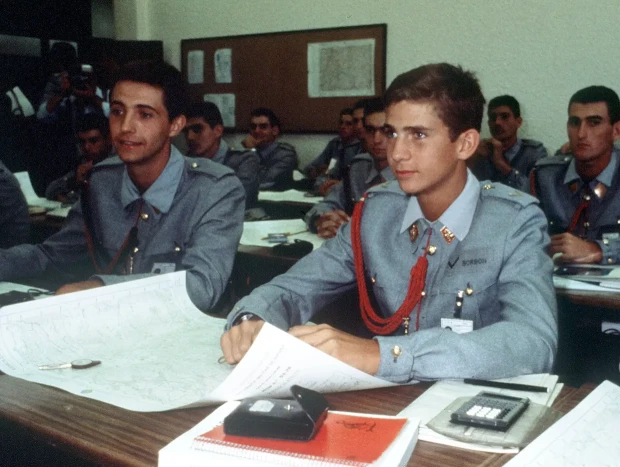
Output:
top-left (233, 313), bottom-right (257, 326)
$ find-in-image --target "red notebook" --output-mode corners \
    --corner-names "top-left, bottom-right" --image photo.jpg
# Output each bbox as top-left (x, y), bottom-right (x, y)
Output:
top-left (193, 411), bottom-right (408, 466)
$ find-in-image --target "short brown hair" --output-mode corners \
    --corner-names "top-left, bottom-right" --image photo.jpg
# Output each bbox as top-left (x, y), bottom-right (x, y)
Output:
top-left (384, 63), bottom-right (485, 141)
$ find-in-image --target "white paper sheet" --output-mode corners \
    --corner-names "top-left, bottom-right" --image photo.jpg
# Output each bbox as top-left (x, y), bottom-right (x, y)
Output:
top-left (0, 272), bottom-right (394, 412)
top-left (398, 374), bottom-right (561, 453)
top-left (14, 171), bottom-right (62, 210)
top-left (187, 50), bottom-right (204, 84)
top-left (505, 380), bottom-right (620, 466)
top-left (240, 219), bottom-right (325, 250)
top-left (258, 189), bottom-right (322, 204)
top-left (214, 48), bottom-right (232, 83)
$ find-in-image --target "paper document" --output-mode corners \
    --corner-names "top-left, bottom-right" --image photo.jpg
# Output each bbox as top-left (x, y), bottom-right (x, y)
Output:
top-left (46, 206), bottom-right (71, 219)
top-left (0, 272), bottom-right (394, 412)
top-left (241, 219), bottom-right (325, 250)
top-left (398, 374), bottom-right (562, 453)
top-left (553, 276), bottom-right (616, 292)
top-left (505, 380), bottom-right (620, 466)
top-left (258, 189), bottom-right (322, 204)
top-left (14, 171), bottom-right (62, 210)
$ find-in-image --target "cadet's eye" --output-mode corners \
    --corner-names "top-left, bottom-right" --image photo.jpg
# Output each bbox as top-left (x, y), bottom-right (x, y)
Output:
top-left (141, 112), bottom-right (153, 119)
top-left (110, 107), bottom-right (123, 116)
top-left (382, 127), bottom-right (397, 139)
top-left (414, 132), bottom-right (426, 139)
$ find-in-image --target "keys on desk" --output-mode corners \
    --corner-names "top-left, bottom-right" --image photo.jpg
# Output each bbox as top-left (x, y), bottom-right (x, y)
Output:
top-left (38, 359), bottom-right (101, 370)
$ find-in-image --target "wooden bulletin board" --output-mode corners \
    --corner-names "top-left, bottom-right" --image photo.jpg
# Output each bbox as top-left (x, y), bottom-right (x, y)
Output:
top-left (181, 24), bottom-right (386, 133)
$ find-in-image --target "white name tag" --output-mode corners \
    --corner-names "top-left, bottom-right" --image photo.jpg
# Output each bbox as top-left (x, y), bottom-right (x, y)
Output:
top-left (441, 318), bottom-right (474, 334)
top-left (151, 263), bottom-right (176, 274)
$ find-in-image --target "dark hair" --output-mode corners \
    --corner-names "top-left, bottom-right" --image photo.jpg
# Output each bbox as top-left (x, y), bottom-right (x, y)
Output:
top-left (76, 113), bottom-right (109, 137)
top-left (112, 60), bottom-right (187, 121)
top-left (384, 63), bottom-right (485, 141)
top-left (250, 107), bottom-right (281, 129)
top-left (48, 41), bottom-right (78, 73)
top-left (353, 99), bottom-right (369, 111)
top-left (363, 97), bottom-right (385, 124)
top-left (186, 101), bottom-right (223, 128)
top-left (569, 86), bottom-right (620, 124)
top-left (488, 95), bottom-right (521, 118)
top-left (340, 107), bottom-right (353, 117)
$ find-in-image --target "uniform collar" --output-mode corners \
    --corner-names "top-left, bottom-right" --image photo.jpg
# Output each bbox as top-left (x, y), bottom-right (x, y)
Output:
top-left (504, 138), bottom-right (522, 163)
top-left (258, 140), bottom-right (278, 158)
top-left (563, 148), bottom-right (619, 187)
top-left (121, 145), bottom-right (184, 213)
top-left (212, 139), bottom-right (229, 164)
top-left (365, 163), bottom-right (394, 185)
top-left (399, 169), bottom-right (480, 241)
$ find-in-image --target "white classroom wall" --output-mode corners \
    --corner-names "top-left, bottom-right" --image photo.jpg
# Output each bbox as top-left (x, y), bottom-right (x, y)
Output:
top-left (114, 0), bottom-right (620, 166)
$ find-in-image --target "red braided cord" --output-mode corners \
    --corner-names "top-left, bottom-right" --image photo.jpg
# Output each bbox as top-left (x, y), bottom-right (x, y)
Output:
top-left (568, 200), bottom-right (588, 233)
top-left (84, 200), bottom-right (144, 275)
top-left (351, 195), bottom-right (430, 335)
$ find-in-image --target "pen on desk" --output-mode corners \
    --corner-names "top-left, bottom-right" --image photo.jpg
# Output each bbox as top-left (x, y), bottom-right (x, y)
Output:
top-left (463, 378), bottom-right (549, 393)
top-left (261, 229), bottom-right (308, 240)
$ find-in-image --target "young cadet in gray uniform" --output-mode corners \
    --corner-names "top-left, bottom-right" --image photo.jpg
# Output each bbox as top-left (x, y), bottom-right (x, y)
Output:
top-left (0, 161), bottom-right (29, 248)
top-left (45, 113), bottom-right (113, 203)
top-left (184, 101), bottom-right (261, 215)
top-left (304, 107), bottom-right (363, 182)
top-left (304, 97), bottom-right (394, 238)
top-left (221, 63), bottom-right (557, 382)
top-left (242, 107), bottom-right (298, 190)
top-left (531, 85), bottom-right (620, 264)
top-left (469, 95), bottom-right (547, 192)
top-left (0, 60), bottom-right (245, 312)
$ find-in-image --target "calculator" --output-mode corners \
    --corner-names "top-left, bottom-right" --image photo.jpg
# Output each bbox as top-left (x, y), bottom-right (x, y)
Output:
top-left (450, 391), bottom-right (530, 431)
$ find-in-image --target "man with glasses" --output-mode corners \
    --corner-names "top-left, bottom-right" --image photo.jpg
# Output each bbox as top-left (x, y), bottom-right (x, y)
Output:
top-left (242, 107), bottom-right (298, 190)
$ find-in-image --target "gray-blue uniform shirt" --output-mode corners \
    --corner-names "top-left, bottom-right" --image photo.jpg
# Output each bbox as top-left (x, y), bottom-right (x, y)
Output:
top-left (532, 149), bottom-right (620, 264)
top-left (227, 171), bottom-right (557, 382)
top-left (210, 140), bottom-right (260, 209)
top-left (0, 146), bottom-right (245, 312)
top-left (471, 138), bottom-right (548, 192)
top-left (304, 153), bottom-right (394, 232)
top-left (256, 140), bottom-right (298, 190)
top-left (304, 136), bottom-right (363, 180)
top-left (0, 161), bottom-right (29, 248)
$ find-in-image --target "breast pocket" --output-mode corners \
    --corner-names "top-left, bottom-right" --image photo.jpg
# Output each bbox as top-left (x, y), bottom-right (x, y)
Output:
top-left (432, 266), bottom-right (499, 329)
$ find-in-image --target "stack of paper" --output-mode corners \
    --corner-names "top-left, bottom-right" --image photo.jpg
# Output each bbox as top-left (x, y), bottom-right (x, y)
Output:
top-left (240, 219), bottom-right (325, 250)
top-left (398, 374), bottom-right (562, 453)
top-left (505, 380), bottom-right (620, 466)
top-left (159, 402), bottom-right (420, 467)
top-left (14, 172), bottom-right (62, 211)
top-left (258, 189), bottom-right (322, 204)
top-left (554, 264), bottom-right (620, 291)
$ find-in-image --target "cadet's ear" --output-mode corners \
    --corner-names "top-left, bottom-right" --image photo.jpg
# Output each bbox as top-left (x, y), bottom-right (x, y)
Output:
top-left (613, 120), bottom-right (620, 141)
top-left (169, 115), bottom-right (187, 138)
top-left (456, 129), bottom-right (480, 161)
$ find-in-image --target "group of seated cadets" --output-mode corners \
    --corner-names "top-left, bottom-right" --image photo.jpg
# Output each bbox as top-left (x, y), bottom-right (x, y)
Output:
top-left (304, 97), bottom-right (394, 239)
top-left (0, 60), bottom-right (246, 312)
top-left (221, 63), bottom-right (558, 383)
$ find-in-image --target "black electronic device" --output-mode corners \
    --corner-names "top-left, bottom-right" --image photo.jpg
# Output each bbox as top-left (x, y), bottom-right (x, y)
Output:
top-left (0, 291), bottom-right (33, 308)
top-left (223, 385), bottom-right (328, 441)
top-left (450, 391), bottom-right (529, 431)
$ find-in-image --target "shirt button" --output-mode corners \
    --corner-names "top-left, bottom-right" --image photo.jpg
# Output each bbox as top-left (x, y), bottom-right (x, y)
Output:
top-left (191, 162), bottom-right (198, 168)
top-left (608, 258), bottom-right (614, 264)
top-left (141, 213), bottom-right (149, 221)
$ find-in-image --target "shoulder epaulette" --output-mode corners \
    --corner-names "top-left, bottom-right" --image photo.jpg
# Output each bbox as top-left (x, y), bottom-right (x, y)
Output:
top-left (365, 179), bottom-right (403, 197)
top-left (90, 155), bottom-right (123, 172)
top-left (479, 181), bottom-right (538, 207)
top-left (521, 138), bottom-right (545, 149)
top-left (185, 157), bottom-right (235, 180)
top-left (276, 141), bottom-right (296, 152)
top-left (350, 152), bottom-right (373, 164)
top-left (534, 155), bottom-right (572, 168)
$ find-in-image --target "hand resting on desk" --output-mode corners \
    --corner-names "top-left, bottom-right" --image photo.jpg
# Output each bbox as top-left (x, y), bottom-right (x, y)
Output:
top-left (221, 320), bottom-right (380, 375)
top-left (315, 210), bottom-right (350, 239)
top-left (55, 279), bottom-right (104, 295)
top-left (550, 232), bottom-right (603, 264)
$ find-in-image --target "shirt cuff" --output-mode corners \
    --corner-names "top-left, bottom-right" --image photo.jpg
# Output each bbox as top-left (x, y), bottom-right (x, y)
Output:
top-left (374, 336), bottom-right (415, 383)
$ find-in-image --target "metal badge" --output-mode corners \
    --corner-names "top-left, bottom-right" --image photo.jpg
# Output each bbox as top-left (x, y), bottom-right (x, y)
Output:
top-left (441, 226), bottom-right (455, 244)
top-left (409, 223), bottom-right (419, 242)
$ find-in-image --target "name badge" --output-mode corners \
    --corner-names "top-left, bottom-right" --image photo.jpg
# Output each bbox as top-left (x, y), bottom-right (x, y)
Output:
top-left (151, 263), bottom-right (176, 274)
top-left (441, 318), bottom-right (473, 334)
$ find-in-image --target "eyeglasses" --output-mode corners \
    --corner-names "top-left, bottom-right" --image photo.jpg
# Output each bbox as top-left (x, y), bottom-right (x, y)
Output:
top-left (250, 123), bottom-right (271, 130)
